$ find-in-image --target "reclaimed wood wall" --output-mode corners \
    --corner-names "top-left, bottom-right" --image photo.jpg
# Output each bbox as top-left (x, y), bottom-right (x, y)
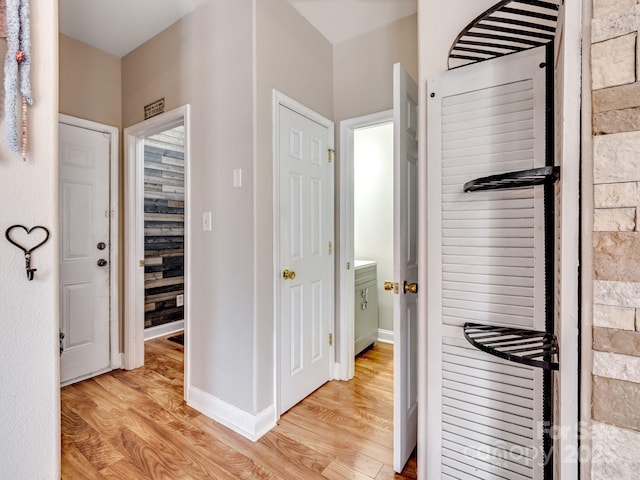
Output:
top-left (144, 127), bottom-right (185, 329)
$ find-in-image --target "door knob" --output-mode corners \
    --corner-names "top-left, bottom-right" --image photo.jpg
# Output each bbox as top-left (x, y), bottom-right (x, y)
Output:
top-left (97, 259), bottom-right (108, 267)
top-left (384, 281), bottom-right (394, 291)
top-left (404, 281), bottom-right (418, 294)
top-left (282, 269), bottom-right (296, 280)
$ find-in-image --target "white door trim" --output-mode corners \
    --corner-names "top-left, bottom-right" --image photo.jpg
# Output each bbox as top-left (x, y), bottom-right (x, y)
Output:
top-left (337, 109), bottom-right (392, 381)
top-left (123, 106), bottom-right (191, 397)
top-left (556, 4), bottom-right (582, 479)
top-left (272, 90), bottom-right (335, 417)
top-left (58, 114), bottom-right (121, 371)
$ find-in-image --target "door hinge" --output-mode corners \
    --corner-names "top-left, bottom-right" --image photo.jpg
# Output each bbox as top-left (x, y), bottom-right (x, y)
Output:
top-left (329, 333), bottom-right (333, 347)
top-left (328, 241), bottom-right (333, 255)
top-left (346, 261), bottom-right (351, 270)
top-left (328, 148), bottom-right (335, 163)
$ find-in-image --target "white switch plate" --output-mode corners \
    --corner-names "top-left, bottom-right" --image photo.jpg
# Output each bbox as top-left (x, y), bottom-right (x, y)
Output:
top-left (176, 294), bottom-right (184, 307)
top-left (233, 168), bottom-right (242, 188)
top-left (202, 211), bottom-right (212, 231)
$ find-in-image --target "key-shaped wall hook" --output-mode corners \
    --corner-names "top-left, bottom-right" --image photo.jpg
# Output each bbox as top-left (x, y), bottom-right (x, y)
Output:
top-left (5, 225), bottom-right (50, 281)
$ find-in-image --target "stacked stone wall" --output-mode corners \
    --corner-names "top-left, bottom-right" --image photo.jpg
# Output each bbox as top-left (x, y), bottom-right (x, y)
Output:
top-left (590, 1), bottom-right (640, 477)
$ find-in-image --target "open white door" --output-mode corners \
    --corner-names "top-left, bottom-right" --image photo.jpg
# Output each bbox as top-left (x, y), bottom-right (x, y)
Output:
top-left (59, 120), bottom-right (114, 384)
top-left (393, 63), bottom-right (419, 473)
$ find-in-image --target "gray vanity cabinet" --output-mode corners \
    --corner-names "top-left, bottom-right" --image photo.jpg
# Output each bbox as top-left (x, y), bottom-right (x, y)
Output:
top-left (354, 260), bottom-right (379, 356)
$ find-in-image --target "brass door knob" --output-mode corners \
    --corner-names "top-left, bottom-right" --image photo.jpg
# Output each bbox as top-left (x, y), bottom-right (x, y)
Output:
top-left (282, 269), bottom-right (296, 280)
top-left (404, 281), bottom-right (418, 294)
top-left (384, 281), bottom-right (394, 291)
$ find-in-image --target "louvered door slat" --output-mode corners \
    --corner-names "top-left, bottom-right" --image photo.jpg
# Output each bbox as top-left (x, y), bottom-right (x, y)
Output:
top-left (442, 405), bottom-right (533, 440)
top-left (442, 437), bottom-right (533, 473)
top-left (442, 448), bottom-right (532, 480)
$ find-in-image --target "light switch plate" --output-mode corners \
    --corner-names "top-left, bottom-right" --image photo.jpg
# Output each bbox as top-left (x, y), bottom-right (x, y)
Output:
top-left (176, 294), bottom-right (184, 307)
top-left (233, 168), bottom-right (242, 188)
top-left (202, 211), bottom-right (212, 231)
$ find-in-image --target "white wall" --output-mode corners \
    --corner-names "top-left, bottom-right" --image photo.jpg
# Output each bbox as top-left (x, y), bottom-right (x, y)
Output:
top-left (419, 0), bottom-right (497, 79)
top-left (333, 14), bottom-right (418, 124)
top-left (0, 0), bottom-right (60, 477)
top-left (354, 123), bottom-right (393, 331)
top-left (122, 0), bottom-right (256, 413)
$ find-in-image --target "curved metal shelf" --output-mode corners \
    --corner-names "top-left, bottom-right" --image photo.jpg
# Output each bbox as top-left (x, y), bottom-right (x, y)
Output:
top-left (463, 166), bottom-right (559, 192)
top-left (448, 0), bottom-right (560, 70)
top-left (464, 323), bottom-right (558, 371)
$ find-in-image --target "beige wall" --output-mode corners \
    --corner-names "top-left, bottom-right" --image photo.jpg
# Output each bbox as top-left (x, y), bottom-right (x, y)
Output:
top-left (589, 2), bottom-right (640, 478)
top-left (0, 0), bottom-right (59, 477)
top-left (59, 34), bottom-right (121, 128)
top-left (59, 34), bottom-right (125, 350)
top-left (122, 0), bottom-right (256, 412)
top-left (254, 0), bottom-right (334, 412)
top-left (121, 0), bottom-right (333, 416)
top-left (333, 14), bottom-right (418, 123)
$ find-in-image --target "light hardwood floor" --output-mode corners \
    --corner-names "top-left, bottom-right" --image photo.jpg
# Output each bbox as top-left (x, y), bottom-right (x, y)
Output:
top-left (61, 337), bottom-right (417, 479)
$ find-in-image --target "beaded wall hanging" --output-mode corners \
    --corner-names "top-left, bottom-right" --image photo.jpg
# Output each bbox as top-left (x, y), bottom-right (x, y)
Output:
top-left (0, 0), bottom-right (32, 161)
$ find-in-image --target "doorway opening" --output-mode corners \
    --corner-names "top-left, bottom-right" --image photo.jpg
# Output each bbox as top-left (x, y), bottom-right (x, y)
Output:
top-left (124, 106), bottom-right (191, 397)
top-left (142, 125), bottom-right (186, 342)
top-left (353, 121), bottom-right (394, 355)
top-left (338, 109), bottom-right (392, 379)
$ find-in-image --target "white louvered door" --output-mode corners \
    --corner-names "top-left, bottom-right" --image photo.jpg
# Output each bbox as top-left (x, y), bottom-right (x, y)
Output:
top-left (426, 48), bottom-right (548, 480)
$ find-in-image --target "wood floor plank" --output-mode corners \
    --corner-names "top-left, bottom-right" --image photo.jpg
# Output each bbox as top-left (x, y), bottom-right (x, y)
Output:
top-left (61, 444), bottom-right (104, 480)
top-left (191, 415), bottom-right (328, 480)
top-left (322, 460), bottom-right (376, 480)
top-left (99, 459), bottom-right (153, 480)
top-left (274, 418), bottom-right (385, 478)
top-left (61, 335), bottom-right (417, 479)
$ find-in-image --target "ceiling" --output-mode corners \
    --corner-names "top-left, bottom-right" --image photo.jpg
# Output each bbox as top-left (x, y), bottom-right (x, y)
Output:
top-left (59, 0), bottom-right (418, 58)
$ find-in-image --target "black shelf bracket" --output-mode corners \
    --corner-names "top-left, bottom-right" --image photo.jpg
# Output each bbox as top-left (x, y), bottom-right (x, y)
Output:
top-left (463, 166), bottom-right (560, 192)
top-left (463, 323), bottom-right (559, 370)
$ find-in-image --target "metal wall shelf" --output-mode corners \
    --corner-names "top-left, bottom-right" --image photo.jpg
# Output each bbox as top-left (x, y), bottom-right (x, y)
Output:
top-left (463, 166), bottom-right (560, 192)
top-left (448, 0), bottom-right (560, 70)
top-left (463, 323), bottom-right (559, 371)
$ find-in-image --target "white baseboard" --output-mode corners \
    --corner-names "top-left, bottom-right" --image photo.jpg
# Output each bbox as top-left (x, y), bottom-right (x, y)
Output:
top-left (187, 386), bottom-right (276, 441)
top-left (144, 320), bottom-right (184, 341)
top-left (377, 328), bottom-right (394, 344)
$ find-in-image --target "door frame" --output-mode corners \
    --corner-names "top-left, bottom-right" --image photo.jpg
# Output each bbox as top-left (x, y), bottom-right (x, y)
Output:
top-left (123, 106), bottom-right (191, 393)
top-left (58, 114), bottom-right (121, 375)
top-left (337, 109), bottom-right (392, 381)
top-left (272, 90), bottom-right (335, 416)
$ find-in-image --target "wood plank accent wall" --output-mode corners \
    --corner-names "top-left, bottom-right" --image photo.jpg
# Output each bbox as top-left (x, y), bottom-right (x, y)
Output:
top-left (144, 127), bottom-right (185, 329)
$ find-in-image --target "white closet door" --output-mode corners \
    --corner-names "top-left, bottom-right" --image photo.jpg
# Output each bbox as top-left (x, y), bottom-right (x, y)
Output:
top-left (426, 47), bottom-right (548, 480)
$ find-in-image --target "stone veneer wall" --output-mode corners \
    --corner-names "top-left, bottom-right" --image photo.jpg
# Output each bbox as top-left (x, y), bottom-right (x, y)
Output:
top-left (590, 1), bottom-right (640, 477)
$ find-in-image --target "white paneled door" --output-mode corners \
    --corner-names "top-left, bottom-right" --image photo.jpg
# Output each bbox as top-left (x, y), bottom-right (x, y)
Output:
top-left (60, 122), bottom-right (112, 384)
top-left (279, 102), bottom-right (333, 414)
top-left (393, 63), bottom-right (419, 473)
